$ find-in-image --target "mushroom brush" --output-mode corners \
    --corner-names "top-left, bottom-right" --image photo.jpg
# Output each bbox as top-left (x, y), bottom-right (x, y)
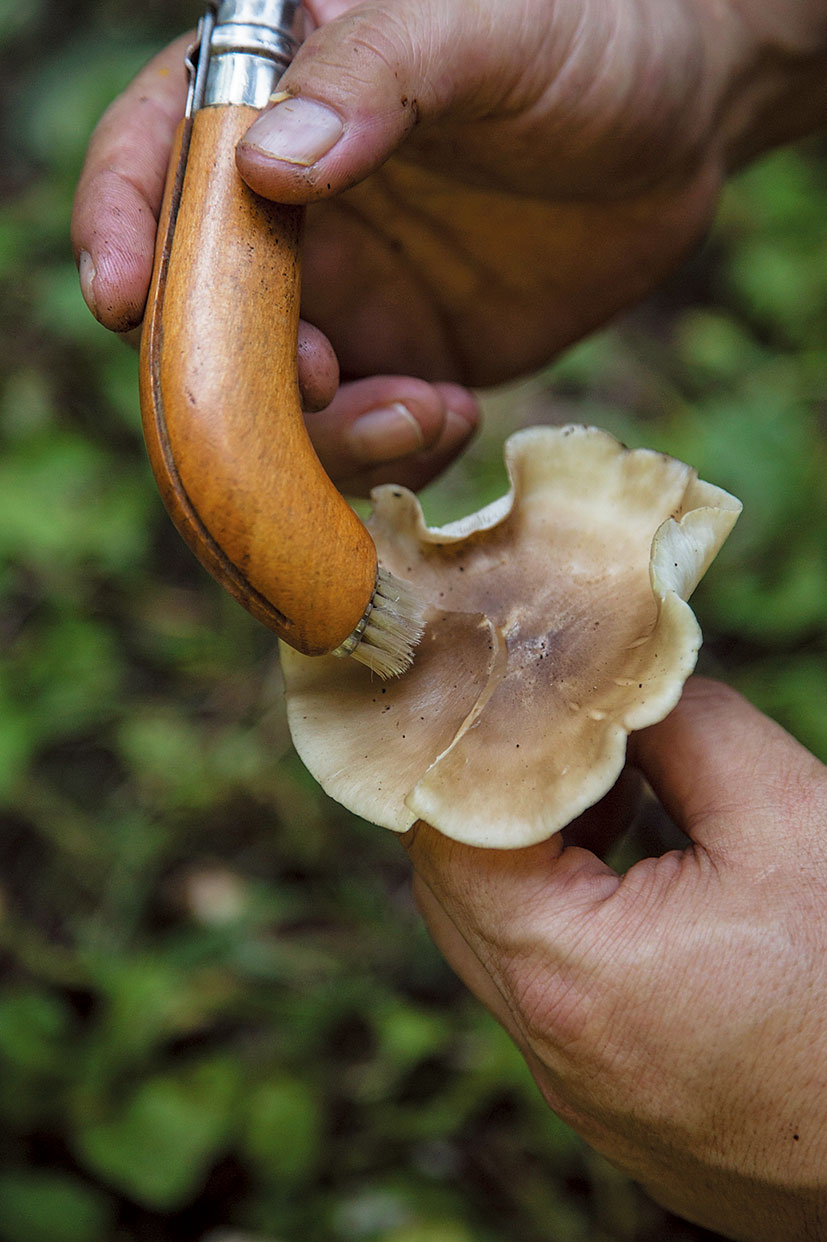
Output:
top-left (139, 0), bottom-right (423, 677)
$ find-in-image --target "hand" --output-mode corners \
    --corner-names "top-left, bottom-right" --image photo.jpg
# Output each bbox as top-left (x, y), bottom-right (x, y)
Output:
top-left (72, 1), bottom-right (827, 493)
top-left (71, 31), bottom-right (479, 497)
top-left (70, 0), bottom-right (806, 495)
top-left (404, 679), bottom-right (827, 1241)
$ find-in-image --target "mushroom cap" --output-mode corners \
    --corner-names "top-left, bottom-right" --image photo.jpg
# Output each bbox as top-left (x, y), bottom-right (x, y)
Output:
top-left (281, 425), bottom-right (741, 848)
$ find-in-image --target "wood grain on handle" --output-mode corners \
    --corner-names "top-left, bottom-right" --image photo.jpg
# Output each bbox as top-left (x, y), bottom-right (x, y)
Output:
top-left (140, 104), bottom-right (377, 655)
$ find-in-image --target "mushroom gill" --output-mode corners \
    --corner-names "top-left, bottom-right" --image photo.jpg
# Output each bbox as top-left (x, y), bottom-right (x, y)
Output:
top-left (280, 425), bottom-right (741, 848)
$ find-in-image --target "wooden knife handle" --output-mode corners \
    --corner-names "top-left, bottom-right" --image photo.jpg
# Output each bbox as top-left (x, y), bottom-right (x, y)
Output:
top-left (139, 104), bottom-right (377, 655)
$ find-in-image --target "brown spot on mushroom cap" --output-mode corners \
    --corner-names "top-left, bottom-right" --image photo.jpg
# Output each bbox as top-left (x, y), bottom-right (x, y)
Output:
top-left (281, 426), bottom-right (741, 848)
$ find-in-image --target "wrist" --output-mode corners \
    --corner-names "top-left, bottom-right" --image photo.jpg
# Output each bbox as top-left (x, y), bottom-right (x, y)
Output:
top-left (700, 0), bottom-right (827, 167)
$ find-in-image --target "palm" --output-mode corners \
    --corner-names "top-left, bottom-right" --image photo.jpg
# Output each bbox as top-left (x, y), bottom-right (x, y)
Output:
top-left (283, 0), bottom-right (725, 386)
top-left (298, 148), bottom-right (720, 388)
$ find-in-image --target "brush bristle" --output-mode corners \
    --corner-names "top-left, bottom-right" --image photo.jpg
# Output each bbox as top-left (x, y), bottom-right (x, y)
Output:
top-left (348, 567), bottom-right (425, 678)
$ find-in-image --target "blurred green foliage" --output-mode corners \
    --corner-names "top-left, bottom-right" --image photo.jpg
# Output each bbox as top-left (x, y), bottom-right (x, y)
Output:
top-left (1, 2), bottom-right (826, 1241)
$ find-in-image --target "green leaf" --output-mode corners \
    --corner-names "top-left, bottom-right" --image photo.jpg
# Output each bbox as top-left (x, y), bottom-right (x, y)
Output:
top-left (734, 656), bottom-right (827, 763)
top-left (74, 1059), bottom-right (239, 1209)
top-left (0, 990), bottom-right (69, 1075)
top-left (116, 710), bottom-right (216, 810)
top-left (86, 957), bottom-right (231, 1068)
top-left (0, 1170), bottom-right (112, 1242)
top-left (675, 310), bottom-right (764, 384)
top-left (0, 432), bottom-right (151, 577)
top-left (241, 1077), bottom-right (322, 1185)
top-left (376, 1002), bottom-right (448, 1070)
top-left (17, 38), bottom-right (164, 178)
top-left (11, 612), bottom-right (125, 740)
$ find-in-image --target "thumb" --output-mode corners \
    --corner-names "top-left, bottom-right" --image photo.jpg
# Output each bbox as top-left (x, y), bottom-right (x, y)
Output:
top-left (235, 0), bottom-right (541, 201)
top-left (629, 676), bottom-right (827, 864)
top-left (403, 679), bottom-right (827, 1041)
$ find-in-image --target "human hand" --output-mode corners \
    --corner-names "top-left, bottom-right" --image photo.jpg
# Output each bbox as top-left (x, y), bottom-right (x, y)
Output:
top-left (404, 679), bottom-right (827, 1241)
top-left (71, 30), bottom-right (479, 497)
top-left (72, 1), bottom-right (827, 493)
top-left (74, 1), bottom-right (727, 374)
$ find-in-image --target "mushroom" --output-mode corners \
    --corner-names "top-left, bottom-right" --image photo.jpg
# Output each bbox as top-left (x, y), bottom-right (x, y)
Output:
top-left (280, 426), bottom-right (741, 848)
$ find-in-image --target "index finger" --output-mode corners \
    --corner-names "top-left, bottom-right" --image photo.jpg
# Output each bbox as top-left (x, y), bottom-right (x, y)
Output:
top-left (71, 35), bottom-right (191, 331)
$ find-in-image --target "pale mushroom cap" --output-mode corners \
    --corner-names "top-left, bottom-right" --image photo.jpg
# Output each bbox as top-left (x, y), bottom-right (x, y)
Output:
top-left (281, 426), bottom-right (742, 848)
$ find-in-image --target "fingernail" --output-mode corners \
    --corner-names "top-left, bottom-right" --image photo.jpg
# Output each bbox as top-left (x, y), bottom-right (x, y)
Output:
top-left (347, 404), bottom-right (425, 464)
top-left (443, 407), bottom-right (476, 444)
top-left (243, 96), bottom-right (344, 167)
top-left (78, 250), bottom-right (98, 318)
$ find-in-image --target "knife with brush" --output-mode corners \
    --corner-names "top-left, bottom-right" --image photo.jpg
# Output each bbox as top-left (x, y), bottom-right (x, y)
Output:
top-left (139, 0), bottom-right (423, 677)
